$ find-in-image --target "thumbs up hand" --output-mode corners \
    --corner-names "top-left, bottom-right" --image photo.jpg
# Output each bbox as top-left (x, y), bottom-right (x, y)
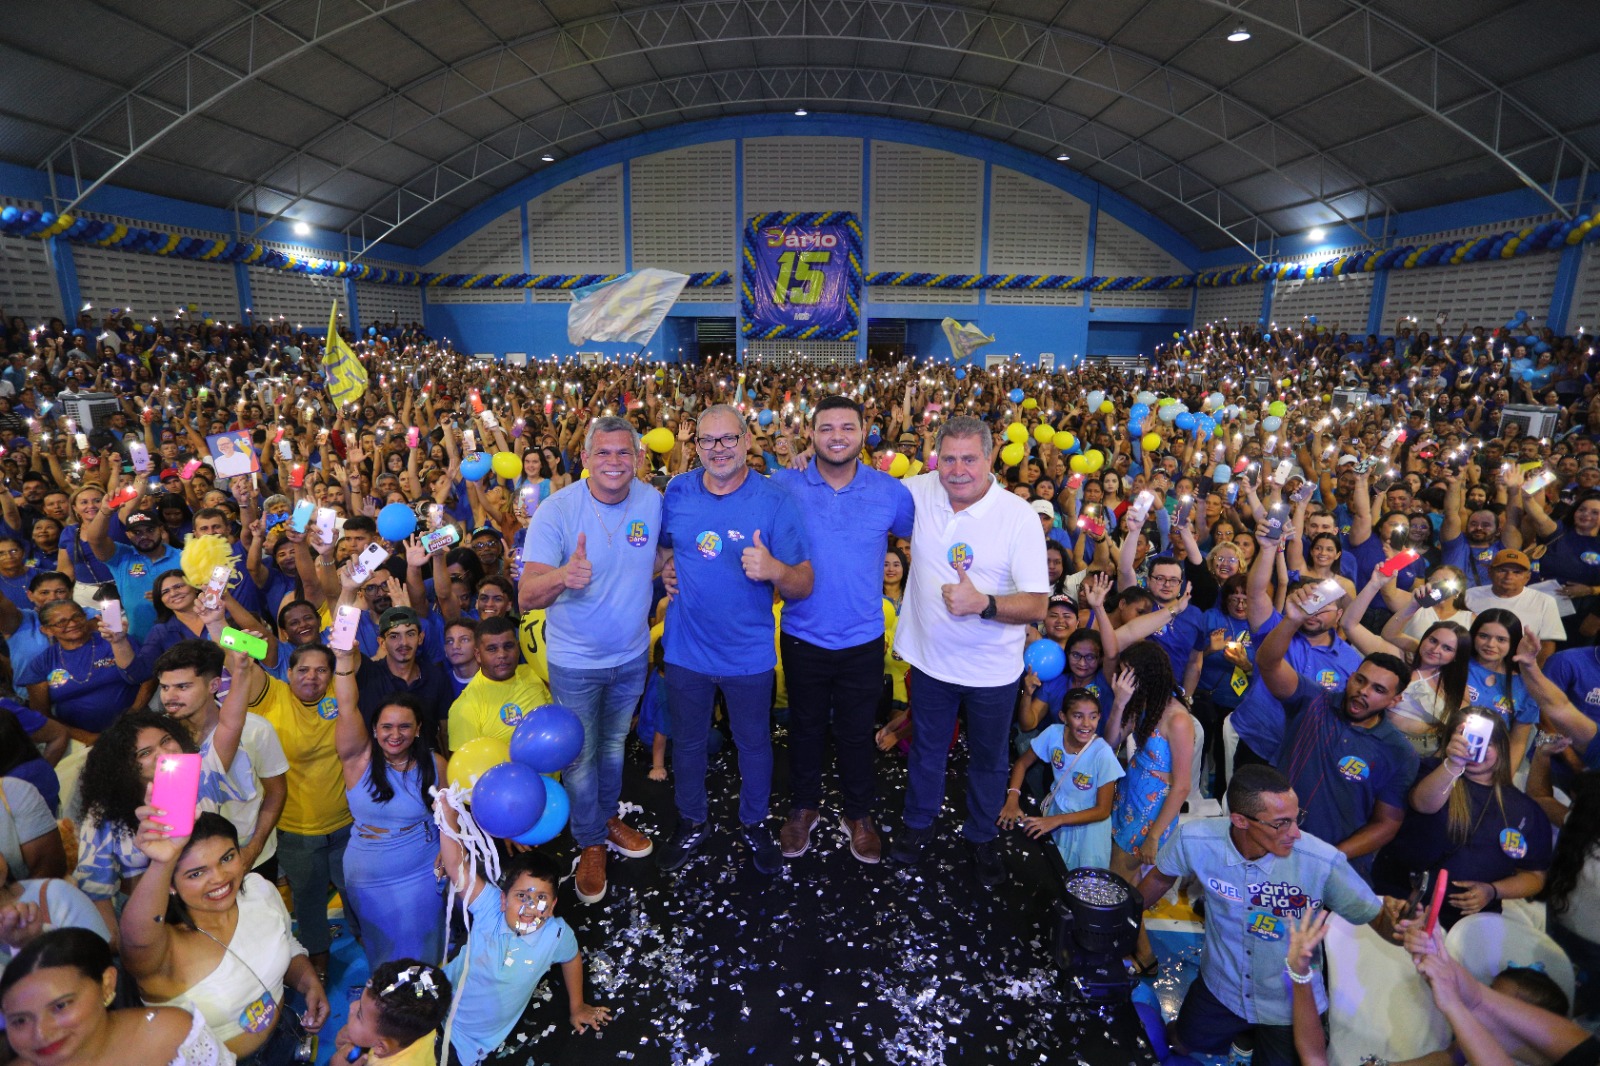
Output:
top-left (563, 531), bottom-right (593, 591)
top-left (940, 559), bottom-right (988, 616)
top-left (741, 528), bottom-right (780, 583)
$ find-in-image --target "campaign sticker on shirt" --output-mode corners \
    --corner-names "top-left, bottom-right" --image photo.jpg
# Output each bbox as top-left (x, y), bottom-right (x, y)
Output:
top-left (46, 669), bottom-right (67, 687)
top-left (239, 990), bottom-right (277, 1034)
top-left (1337, 754), bottom-right (1370, 781)
top-left (1500, 827), bottom-right (1528, 859)
top-left (1206, 877), bottom-right (1243, 903)
top-left (1050, 748), bottom-right (1066, 770)
top-left (726, 529), bottom-right (745, 542)
top-left (626, 521), bottom-right (650, 547)
top-left (1316, 669), bottom-right (1338, 688)
top-left (499, 703), bottom-right (526, 726)
top-left (1072, 771), bottom-right (1094, 791)
top-left (1247, 912), bottom-right (1284, 941)
top-left (128, 561), bottom-right (147, 577)
top-left (1583, 552), bottom-right (1600, 566)
top-left (316, 696), bottom-right (339, 721)
top-left (947, 542), bottom-right (975, 571)
top-left (695, 531), bottom-right (723, 559)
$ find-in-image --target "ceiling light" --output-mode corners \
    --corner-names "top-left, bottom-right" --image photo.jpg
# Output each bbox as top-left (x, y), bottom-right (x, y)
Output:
top-left (1056, 153), bottom-right (1071, 161)
top-left (1227, 25), bottom-right (1251, 42)
top-left (1308, 227), bottom-right (1326, 241)
top-left (541, 153), bottom-right (555, 162)
top-left (292, 221), bottom-right (311, 237)
top-left (794, 108), bottom-right (808, 116)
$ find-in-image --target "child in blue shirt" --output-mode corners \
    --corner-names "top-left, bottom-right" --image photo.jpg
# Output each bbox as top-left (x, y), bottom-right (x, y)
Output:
top-left (999, 687), bottom-right (1125, 871)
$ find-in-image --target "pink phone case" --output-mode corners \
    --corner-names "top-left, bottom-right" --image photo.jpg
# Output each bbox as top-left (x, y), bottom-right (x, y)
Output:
top-left (150, 754), bottom-right (202, 838)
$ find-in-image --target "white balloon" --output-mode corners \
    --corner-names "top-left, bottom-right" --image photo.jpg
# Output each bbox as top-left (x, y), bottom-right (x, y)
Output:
top-left (1212, 464), bottom-right (1231, 483)
top-left (1157, 403), bottom-right (1182, 423)
top-left (1135, 391), bottom-right (1158, 407)
top-left (1263, 415), bottom-right (1282, 432)
top-left (1087, 390), bottom-right (1105, 411)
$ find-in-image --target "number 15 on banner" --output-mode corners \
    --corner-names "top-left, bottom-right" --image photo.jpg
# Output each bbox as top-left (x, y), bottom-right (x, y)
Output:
top-left (773, 250), bottom-right (830, 307)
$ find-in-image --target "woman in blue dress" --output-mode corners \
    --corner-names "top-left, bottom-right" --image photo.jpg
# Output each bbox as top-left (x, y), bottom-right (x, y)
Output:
top-left (1106, 641), bottom-right (1195, 977)
top-left (331, 642), bottom-right (447, 969)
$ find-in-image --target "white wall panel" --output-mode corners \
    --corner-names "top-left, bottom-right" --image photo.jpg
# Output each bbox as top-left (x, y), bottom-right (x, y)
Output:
top-left (1195, 281), bottom-right (1263, 326)
top-left (354, 282), bottom-right (423, 325)
top-left (631, 142), bottom-right (734, 279)
top-left (1272, 275), bottom-right (1375, 333)
top-left (0, 199), bottom-right (60, 321)
top-left (1090, 214), bottom-right (1189, 309)
top-left (1565, 244), bottom-right (1600, 334)
top-left (986, 167), bottom-right (1089, 307)
top-left (76, 247), bottom-right (239, 323)
top-left (869, 142), bottom-right (981, 304)
top-left (426, 208), bottom-right (526, 304)
top-left (246, 266), bottom-right (346, 327)
top-left (1381, 256), bottom-right (1560, 333)
top-left (743, 137), bottom-right (862, 216)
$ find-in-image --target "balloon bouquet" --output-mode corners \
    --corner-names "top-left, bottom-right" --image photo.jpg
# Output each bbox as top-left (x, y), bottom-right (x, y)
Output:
top-left (439, 704), bottom-right (585, 847)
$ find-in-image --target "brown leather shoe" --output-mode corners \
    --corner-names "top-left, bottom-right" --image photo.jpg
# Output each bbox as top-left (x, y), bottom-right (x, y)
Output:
top-left (574, 844), bottom-right (607, 904)
top-left (606, 818), bottom-right (654, 859)
top-left (842, 815), bottom-right (882, 864)
top-left (779, 808), bottom-right (820, 858)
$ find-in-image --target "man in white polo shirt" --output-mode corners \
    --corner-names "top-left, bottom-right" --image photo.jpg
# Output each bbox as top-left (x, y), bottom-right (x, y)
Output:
top-left (1463, 548), bottom-right (1566, 663)
top-left (890, 415), bottom-right (1048, 887)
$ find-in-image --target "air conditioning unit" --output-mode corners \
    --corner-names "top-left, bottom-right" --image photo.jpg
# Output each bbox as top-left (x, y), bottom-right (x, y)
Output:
top-left (57, 391), bottom-right (122, 431)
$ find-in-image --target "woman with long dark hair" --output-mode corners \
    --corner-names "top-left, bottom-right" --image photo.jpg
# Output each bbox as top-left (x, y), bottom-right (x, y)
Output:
top-left (1372, 705), bottom-right (1551, 931)
top-left (1541, 772), bottom-right (1600, 1015)
top-left (1445, 610), bottom-right (1539, 773)
top-left (1, 928), bottom-right (230, 1066)
top-left (1106, 640), bottom-right (1194, 976)
top-left (331, 645), bottom-right (446, 970)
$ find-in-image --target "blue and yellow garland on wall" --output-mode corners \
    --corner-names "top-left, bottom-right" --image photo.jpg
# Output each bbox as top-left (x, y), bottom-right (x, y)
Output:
top-left (2, 202), bottom-right (1597, 296)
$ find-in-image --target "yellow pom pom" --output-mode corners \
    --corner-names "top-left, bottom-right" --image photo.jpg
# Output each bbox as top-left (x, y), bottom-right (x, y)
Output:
top-left (180, 534), bottom-right (234, 590)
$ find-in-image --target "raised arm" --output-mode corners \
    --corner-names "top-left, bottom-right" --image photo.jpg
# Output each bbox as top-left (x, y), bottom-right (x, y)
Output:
top-left (331, 641), bottom-right (370, 772)
top-left (1257, 590), bottom-right (1312, 701)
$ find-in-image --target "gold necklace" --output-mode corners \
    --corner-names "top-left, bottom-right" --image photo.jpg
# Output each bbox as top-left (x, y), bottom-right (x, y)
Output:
top-left (585, 487), bottom-right (630, 547)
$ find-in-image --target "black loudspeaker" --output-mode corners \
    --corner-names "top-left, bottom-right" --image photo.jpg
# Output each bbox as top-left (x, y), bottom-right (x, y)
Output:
top-left (1052, 867), bottom-right (1143, 1006)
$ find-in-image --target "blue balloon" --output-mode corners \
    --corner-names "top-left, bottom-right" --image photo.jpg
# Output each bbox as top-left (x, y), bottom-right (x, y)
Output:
top-left (972, 386), bottom-right (981, 398)
top-left (511, 775), bottom-right (570, 846)
top-left (460, 452), bottom-right (493, 481)
top-left (1009, 388), bottom-right (1024, 403)
top-left (1524, 334), bottom-right (1540, 346)
top-left (470, 762), bottom-right (545, 839)
top-left (376, 502), bottom-right (417, 542)
top-left (758, 409), bottom-right (774, 427)
top-left (866, 429), bottom-right (881, 446)
top-left (1535, 341), bottom-right (1551, 355)
top-left (954, 367), bottom-right (967, 380)
top-left (509, 703), bottom-right (585, 774)
top-left (1174, 412), bottom-right (1197, 431)
top-left (1129, 403), bottom-right (1150, 423)
top-left (367, 326), bottom-right (377, 336)
top-left (1023, 638), bottom-right (1065, 682)
top-left (0, 206), bottom-right (16, 225)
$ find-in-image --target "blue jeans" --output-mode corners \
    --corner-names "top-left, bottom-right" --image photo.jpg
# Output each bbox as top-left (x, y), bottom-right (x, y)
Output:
top-left (275, 824), bottom-right (350, 955)
top-left (665, 663), bottom-right (774, 826)
top-left (902, 667), bottom-right (1018, 844)
top-left (549, 651), bottom-right (648, 849)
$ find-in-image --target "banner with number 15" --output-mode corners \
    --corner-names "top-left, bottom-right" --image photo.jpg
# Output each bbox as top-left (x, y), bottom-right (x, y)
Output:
top-left (740, 211), bottom-right (863, 341)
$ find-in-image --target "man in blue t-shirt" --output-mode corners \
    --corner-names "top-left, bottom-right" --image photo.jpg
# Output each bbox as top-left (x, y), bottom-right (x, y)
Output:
top-left (84, 506), bottom-right (181, 643)
top-left (656, 404), bottom-right (813, 876)
top-left (769, 396), bottom-right (914, 865)
top-left (1256, 586), bottom-right (1418, 883)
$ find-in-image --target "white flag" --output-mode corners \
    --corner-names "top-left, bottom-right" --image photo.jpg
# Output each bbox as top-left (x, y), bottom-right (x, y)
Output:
top-left (567, 269), bottom-right (689, 347)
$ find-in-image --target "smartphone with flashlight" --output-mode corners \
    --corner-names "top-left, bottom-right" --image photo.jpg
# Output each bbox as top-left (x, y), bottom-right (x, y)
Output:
top-left (149, 754), bottom-right (202, 839)
top-left (1379, 549), bottom-right (1421, 578)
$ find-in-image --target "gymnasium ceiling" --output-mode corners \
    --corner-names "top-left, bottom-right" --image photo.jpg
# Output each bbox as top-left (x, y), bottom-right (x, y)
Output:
top-left (2, 0), bottom-right (1597, 259)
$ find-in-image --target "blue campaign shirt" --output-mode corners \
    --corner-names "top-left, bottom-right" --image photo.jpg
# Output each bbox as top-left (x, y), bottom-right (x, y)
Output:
top-left (1145, 602), bottom-right (1206, 680)
top-left (105, 543), bottom-right (182, 642)
top-left (0, 570), bottom-right (31, 612)
top-left (1276, 676), bottom-right (1419, 881)
top-left (521, 479), bottom-right (662, 669)
top-left (1464, 660), bottom-right (1540, 726)
top-left (660, 470), bottom-right (811, 676)
top-left (1442, 535), bottom-right (1504, 588)
top-left (1193, 608), bottom-right (1255, 709)
top-left (1539, 522), bottom-right (1600, 589)
top-left (1229, 612), bottom-right (1364, 761)
top-left (1545, 648), bottom-right (1600, 730)
top-left (15, 636), bottom-right (152, 734)
top-left (1156, 818), bottom-right (1382, 1026)
top-left (1037, 669), bottom-right (1115, 732)
top-left (769, 463), bottom-right (914, 650)
top-left (1347, 536), bottom-right (1428, 592)
top-left (58, 525), bottom-right (112, 585)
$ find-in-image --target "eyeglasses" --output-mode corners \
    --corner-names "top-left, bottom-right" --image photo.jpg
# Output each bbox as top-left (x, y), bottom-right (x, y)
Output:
top-left (1240, 808), bottom-right (1308, 833)
top-left (695, 434), bottom-right (743, 451)
top-left (1068, 651), bottom-right (1100, 663)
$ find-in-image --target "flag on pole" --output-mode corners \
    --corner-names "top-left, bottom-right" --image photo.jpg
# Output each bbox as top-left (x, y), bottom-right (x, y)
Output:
top-left (941, 317), bottom-right (994, 362)
top-left (322, 301), bottom-right (367, 406)
top-left (567, 269), bottom-right (689, 347)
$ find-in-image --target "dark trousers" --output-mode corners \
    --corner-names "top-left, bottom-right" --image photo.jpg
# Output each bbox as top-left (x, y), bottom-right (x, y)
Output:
top-left (780, 632), bottom-right (884, 819)
top-left (902, 666), bottom-right (1019, 844)
top-left (1175, 970), bottom-right (1311, 1066)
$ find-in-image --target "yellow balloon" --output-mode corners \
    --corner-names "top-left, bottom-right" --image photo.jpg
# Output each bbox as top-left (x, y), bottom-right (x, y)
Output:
top-left (1084, 449), bottom-right (1105, 473)
top-left (643, 427), bottom-right (675, 453)
top-left (1068, 454), bottom-right (1089, 474)
top-left (1005, 422), bottom-right (1029, 444)
top-left (1021, 397), bottom-right (1038, 410)
top-left (1099, 401), bottom-right (1114, 414)
top-left (888, 453), bottom-right (910, 478)
top-left (491, 451), bottom-right (522, 480)
top-left (1001, 441), bottom-right (1026, 467)
top-left (447, 737), bottom-right (511, 792)
top-left (1142, 432), bottom-right (1162, 451)
top-left (1053, 431), bottom-right (1075, 450)
top-left (581, 468), bottom-right (590, 479)
top-left (1033, 424), bottom-right (1055, 445)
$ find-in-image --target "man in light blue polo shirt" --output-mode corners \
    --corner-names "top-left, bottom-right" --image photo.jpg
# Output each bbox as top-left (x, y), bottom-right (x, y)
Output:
top-left (1137, 765), bottom-right (1389, 1066)
top-left (656, 404), bottom-right (813, 876)
top-left (83, 505), bottom-right (181, 642)
top-left (770, 396), bottom-right (913, 864)
top-left (519, 415), bottom-right (663, 905)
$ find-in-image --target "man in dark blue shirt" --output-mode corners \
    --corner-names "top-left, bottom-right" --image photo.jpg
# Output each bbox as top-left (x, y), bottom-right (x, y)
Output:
top-left (1256, 586), bottom-right (1419, 884)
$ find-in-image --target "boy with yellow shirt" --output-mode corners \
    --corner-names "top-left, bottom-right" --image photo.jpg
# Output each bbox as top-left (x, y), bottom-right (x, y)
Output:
top-left (238, 642), bottom-right (350, 976)
top-left (448, 615), bottom-right (553, 751)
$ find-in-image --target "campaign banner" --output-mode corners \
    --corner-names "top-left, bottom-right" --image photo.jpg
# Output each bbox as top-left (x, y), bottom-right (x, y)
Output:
top-left (740, 212), bottom-right (862, 340)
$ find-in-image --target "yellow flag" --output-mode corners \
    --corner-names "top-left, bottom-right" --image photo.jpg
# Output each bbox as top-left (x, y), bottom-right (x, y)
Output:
top-left (322, 301), bottom-right (367, 406)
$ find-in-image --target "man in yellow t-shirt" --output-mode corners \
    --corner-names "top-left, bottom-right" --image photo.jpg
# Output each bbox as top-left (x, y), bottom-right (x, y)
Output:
top-left (238, 642), bottom-right (350, 976)
top-left (449, 615), bottom-right (553, 751)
